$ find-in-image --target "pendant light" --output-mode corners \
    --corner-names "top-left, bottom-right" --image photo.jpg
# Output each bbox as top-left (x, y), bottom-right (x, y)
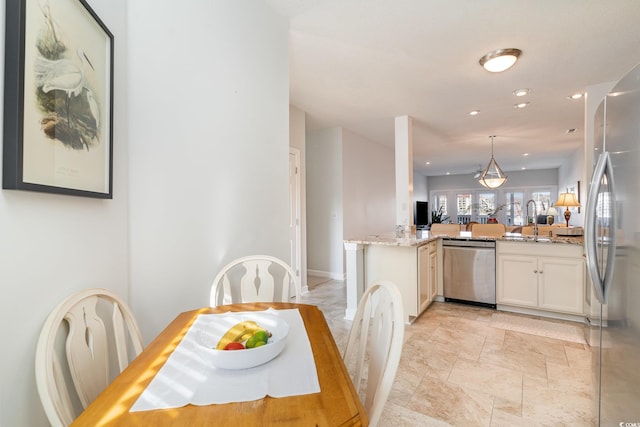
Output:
top-left (478, 135), bottom-right (508, 189)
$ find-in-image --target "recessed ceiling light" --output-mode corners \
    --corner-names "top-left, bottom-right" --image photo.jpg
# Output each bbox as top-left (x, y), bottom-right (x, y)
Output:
top-left (479, 48), bottom-right (522, 73)
top-left (521, 167), bottom-right (526, 170)
top-left (513, 88), bottom-right (530, 97)
top-left (425, 161), bottom-right (431, 165)
top-left (609, 91), bottom-right (624, 97)
top-left (469, 110), bottom-right (480, 116)
top-left (523, 153), bottom-right (529, 156)
top-left (568, 93), bottom-right (583, 100)
top-left (514, 102), bottom-right (530, 109)
top-left (446, 172), bottom-right (451, 175)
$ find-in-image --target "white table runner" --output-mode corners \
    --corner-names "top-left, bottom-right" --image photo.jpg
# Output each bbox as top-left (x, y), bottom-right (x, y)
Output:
top-left (130, 308), bottom-right (320, 411)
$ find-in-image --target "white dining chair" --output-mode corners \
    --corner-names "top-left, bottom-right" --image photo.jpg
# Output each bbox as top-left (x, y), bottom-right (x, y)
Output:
top-left (35, 288), bottom-right (144, 427)
top-left (343, 280), bottom-right (405, 427)
top-left (429, 223), bottom-right (462, 236)
top-left (471, 223), bottom-right (506, 238)
top-left (210, 255), bottom-right (302, 306)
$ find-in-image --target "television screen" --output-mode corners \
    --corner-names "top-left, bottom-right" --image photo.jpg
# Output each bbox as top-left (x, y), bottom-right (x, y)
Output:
top-left (415, 201), bottom-right (429, 226)
top-left (536, 214), bottom-right (548, 224)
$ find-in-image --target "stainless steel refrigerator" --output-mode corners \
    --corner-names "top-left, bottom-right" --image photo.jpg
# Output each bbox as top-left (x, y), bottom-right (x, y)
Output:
top-left (587, 63), bottom-right (640, 426)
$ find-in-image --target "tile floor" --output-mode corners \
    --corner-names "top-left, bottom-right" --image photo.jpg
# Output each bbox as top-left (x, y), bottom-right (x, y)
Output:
top-left (301, 277), bottom-right (596, 426)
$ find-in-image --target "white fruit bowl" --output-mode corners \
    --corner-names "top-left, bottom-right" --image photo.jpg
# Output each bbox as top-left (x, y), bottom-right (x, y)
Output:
top-left (196, 312), bottom-right (289, 370)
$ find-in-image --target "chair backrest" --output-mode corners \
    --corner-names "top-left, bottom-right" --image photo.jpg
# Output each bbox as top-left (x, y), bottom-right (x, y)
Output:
top-left (429, 223), bottom-right (461, 236)
top-left (210, 255), bottom-right (301, 306)
top-left (522, 225), bottom-right (554, 236)
top-left (35, 288), bottom-right (144, 427)
top-left (342, 280), bottom-right (405, 427)
top-left (465, 221), bottom-right (479, 231)
top-left (471, 223), bottom-right (506, 238)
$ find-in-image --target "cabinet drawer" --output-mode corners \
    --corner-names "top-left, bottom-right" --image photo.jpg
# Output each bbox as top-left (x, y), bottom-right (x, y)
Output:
top-left (498, 241), bottom-right (583, 258)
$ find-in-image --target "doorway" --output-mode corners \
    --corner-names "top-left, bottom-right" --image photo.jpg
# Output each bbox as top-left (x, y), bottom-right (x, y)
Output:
top-left (289, 148), bottom-right (302, 296)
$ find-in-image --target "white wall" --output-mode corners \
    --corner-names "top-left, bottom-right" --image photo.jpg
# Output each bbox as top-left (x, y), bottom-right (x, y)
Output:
top-left (289, 105), bottom-right (307, 290)
top-left (342, 129), bottom-right (395, 238)
top-left (428, 168), bottom-right (559, 190)
top-left (306, 128), bottom-right (343, 278)
top-left (305, 127), bottom-right (396, 279)
top-left (558, 147), bottom-right (586, 226)
top-left (1, 2), bottom-right (289, 425)
top-left (413, 172), bottom-right (428, 203)
top-left (0, 0), bottom-right (129, 425)
top-left (127, 2), bottom-right (289, 341)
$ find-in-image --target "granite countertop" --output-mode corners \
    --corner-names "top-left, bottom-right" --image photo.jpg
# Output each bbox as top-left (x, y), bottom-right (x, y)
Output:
top-left (344, 232), bottom-right (436, 247)
top-left (344, 230), bottom-right (584, 247)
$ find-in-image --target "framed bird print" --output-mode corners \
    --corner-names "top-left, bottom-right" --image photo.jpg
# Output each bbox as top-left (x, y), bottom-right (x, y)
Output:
top-left (3, 0), bottom-right (113, 198)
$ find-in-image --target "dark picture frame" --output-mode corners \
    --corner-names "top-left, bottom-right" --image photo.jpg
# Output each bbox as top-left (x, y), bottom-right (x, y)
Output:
top-left (3, 0), bottom-right (114, 198)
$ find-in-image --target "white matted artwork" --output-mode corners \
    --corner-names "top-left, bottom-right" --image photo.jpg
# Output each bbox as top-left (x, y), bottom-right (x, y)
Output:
top-left (3, 0), bottom-right (113, 198)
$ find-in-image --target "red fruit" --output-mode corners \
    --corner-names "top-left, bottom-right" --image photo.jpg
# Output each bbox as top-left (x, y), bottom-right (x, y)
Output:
top-left (223, 342), bottom-right (245, 350)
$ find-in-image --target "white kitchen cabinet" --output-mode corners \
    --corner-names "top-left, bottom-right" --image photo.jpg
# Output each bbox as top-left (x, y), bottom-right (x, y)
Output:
top-left (418, 241), bottom-right (438, 313)
top-left (538, 257), bottom-right (585, 314)
top-left (428, 242), bottom-right (438, 302)
top-left (497, 254), bottom-right (538, 308)
top-left (497, 242), bottom-right (585, 315)
top-left (365, 240), bottom-right (437, 323)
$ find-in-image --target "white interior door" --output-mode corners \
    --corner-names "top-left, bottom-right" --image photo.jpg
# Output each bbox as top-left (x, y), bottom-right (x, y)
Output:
top-left (289, 149), bottom-right (302, 296)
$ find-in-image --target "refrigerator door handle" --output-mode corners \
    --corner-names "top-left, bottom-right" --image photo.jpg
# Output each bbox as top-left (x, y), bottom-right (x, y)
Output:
top-left (585, 151), bottom-right (617, 304)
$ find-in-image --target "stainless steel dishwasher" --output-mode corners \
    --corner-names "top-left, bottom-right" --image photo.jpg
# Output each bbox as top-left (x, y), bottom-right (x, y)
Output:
top-left (442, 238), bottom-right (496, 308)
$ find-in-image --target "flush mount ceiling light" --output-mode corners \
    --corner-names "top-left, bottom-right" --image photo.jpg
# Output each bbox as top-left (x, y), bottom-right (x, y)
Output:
top-left (479, 48), bottom-right (522, 73)
top-left (478, 135), bottom-right (508, 189)
top-left (513, 88), bottom-right (530, 97)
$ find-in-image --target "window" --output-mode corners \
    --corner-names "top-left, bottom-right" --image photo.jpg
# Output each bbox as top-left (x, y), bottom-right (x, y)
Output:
top-left (477, 192), bottom-right (496, 217)
top-left (530, 191), bottom-right (552, 223)
top-left (504, 192), bottom-right (524, 225)
top-left (428, 186), bottom-right (558, 227)
top-left (456, 193), bottom-right (472, 224)
top-left (434, 194), bottom-right (447, 215)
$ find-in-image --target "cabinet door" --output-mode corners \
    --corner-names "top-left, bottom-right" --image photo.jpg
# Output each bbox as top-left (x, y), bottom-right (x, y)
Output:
top-left (538, 257), bottom-right (585, 314)
top-left (428, 244), bottom-right (438, 301)
top-left (418, 245), bottom-right (431, 313)
top-left (497, 255), bottom-right (538, 307)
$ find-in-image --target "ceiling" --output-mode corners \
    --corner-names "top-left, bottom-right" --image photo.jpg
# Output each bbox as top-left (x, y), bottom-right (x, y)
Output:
top-left (265, 0), bottom-right (640, 177)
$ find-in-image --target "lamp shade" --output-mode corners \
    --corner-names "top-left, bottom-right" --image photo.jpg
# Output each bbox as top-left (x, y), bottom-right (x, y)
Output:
top-left (478, 158), bottom-right (508, 188)
top-left (479, 48), bottom-right (522, 73)
top-left (554, 192), bottom-right (580, 227)
top-left (478, 135), bottom-right (508, 189)
top-left (546, 207), bottom-right (559, 216)
top-left (554, 193), bottom-right (580, 208)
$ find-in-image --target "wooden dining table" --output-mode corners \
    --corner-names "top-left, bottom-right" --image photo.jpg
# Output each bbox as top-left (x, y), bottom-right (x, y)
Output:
top-left (70, 302), bottom-right (368, 426)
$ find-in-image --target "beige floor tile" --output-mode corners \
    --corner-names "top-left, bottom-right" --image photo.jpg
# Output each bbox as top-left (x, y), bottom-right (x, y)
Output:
top-left (407, 374), bottom-right (494, 426)
top-left (480, 344), bottom-right (548, 380)
top-left (564, 344), bottom-right (593, 370)
top-left (502, 330), bottom-right (569, 366)
top-left (448, 357), bottom-right (523, 403)
top-left (546, 360), bottom-right (593, 399)
top-left (300, 278), bottom-right (596, 426)
top-left (380, 402), bottom-right (454, 427)
top-left (522, 374), bottom-right (596, 425)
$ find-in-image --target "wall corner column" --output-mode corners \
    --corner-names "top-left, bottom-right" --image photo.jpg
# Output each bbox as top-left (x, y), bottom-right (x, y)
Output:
top-left (395, 116), bottom-right (414, 236)
top-left (343, 242), bottom-right (364, 320)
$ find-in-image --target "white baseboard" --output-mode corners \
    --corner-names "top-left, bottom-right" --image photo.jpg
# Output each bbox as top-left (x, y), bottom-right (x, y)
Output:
top-left (344, 308), bottom-right (356, 320)
top-left (307, 269), bottom-right (345, 281)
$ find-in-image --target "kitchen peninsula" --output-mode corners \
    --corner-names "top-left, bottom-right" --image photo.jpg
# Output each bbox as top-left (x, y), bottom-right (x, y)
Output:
top-left (344, 230), bottom-right (585, 324)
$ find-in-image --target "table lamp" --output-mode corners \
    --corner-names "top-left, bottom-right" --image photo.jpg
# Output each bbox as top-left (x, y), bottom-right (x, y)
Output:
top-left (546, 207), bottom-right (559, 225)
top-left (554, 193), bottom-right (581, 227)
